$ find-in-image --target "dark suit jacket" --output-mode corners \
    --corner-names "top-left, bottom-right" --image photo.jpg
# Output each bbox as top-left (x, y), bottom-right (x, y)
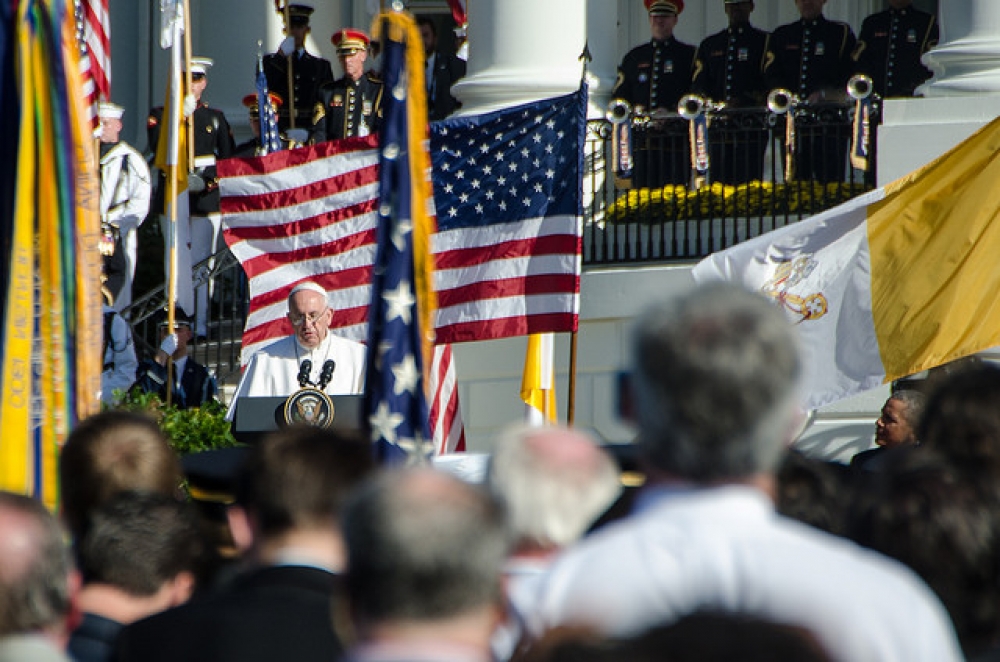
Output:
top-left (133, 356), bottom-right (217, 409)
top-left (111, 565), bottom-right (344, 662)
top-left (427, 51), bottom-right (466, 121)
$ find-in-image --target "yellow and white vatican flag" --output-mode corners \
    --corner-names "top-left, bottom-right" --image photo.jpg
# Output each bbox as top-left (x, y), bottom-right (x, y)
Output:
top-left (521, 333), bottom-right (557, 425)
top-left (694, 115), bottom-right (1000, 411)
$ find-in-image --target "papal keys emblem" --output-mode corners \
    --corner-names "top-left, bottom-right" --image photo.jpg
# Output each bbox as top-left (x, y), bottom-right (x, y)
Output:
top-left (760, 256), bottom-right (828, 324)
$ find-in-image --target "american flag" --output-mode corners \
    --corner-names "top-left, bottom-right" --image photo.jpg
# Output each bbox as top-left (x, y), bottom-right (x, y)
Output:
top-left (75, 0), bottom-right (110, 122)
top-left (256, 63), bottom-right (283, 155)
top-left (429, 87), bottom-right (587, 343)
top-left (217, 79), bottom-right (585, 458)
top-left (218, 137), bottom-right (465, 455)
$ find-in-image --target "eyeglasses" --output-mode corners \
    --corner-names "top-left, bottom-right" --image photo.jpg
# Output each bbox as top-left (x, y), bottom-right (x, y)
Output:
top-left (191, 73), bottom-right (206, 81)
top-left (289, 309), bottom-right (328, 327)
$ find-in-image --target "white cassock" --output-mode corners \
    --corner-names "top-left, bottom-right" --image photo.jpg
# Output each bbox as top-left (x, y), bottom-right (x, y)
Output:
top-left (100, 140), bottom-right (152, 311)
top-left (226, 332), bottom-right (367, 420)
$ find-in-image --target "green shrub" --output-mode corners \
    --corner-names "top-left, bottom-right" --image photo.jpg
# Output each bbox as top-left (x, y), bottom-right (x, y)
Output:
top-left (111, 389), bottom-right (239, 455)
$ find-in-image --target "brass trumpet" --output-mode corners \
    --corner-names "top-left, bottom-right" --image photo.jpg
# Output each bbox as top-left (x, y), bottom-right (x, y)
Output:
top-left (677, 94), bottom-right (724, 119)
top-left (766, 88), bottom-right (801, 115)
top-left (847, 74), bottom-right (874, 101)
top-left (606, 98), bottom-right (632, 125)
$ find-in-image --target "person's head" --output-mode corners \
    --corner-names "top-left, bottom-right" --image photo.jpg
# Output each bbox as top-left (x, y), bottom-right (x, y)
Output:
top-left (645, 0), bottom-right (682, 41)
top-left (417, 16), bottom-right (437, 56)
top-left (918, 362), bottom-right (1000, 477)
top-left (97, 102), bottom-right (124, 144)
top-left (332, 29), bottom-right (370, 82)
top-left (157, 310), bottom-right (194, 358)
top-left (233, 426), bottom-right (374, 546)
top-left (286, 4), bottom-right (314, 48)
top-left (487, 424), bottom-right (621, 552)
top-left (187, 57), bottom-right (212, 101)
top-left (287, 282), bottom-right (333, 349)
top-left (523, 614), bottom-right (832, 662)
top-left (59, 411), bottom-right (182, 544)
top-left (342, 468), bottom-right (510, 640)
top-left (241, 92), bottom-right (282, 141)
top-left (631, 283), bottom-right (801, 483)
top-left (724, 0), bottom-right (754, 27)
top-left (847, 448), bottom-right (1000, 655)
top-left (875, 390), bottom-right (924, 448)
top-left (794, 0), bottom-right (826, 21)
top-left (77, 492), bottom-right (203, 611)
top-left (776, 450), bottom-right (850, 536)
top-left (0, 492), bottom-right (76, 641)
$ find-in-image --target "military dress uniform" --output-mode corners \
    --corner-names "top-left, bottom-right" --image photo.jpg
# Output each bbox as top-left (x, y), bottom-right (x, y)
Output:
top-left (770, 16), bottom-right (857, 183)
top-left (263, 50), bottom-right (334, 132)
top-left (853, 5), bottom-right (938, 98)
top-left (691, 24), bottom-right (774, 184)
top-left (311, 73), bottom-right (384, 142)
top-left (613, 36), bottom-right (695, 188)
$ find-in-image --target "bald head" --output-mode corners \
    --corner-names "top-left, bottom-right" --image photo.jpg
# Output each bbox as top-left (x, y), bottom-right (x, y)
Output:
top-left (0, 492), bottom-right (74, 638)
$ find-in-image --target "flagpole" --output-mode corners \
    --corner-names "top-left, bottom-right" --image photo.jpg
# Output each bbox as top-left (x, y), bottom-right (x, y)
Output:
top-left (183, 0), bottom-right (194, 167)
top-left (567, 330), bottom-right (577, 425)
top-left (282, 2), bottom-right (296, 129)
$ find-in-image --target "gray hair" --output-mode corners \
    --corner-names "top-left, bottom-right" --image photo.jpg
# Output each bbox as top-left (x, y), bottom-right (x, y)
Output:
top-left (631, 282), bottom-right (802, 481)
top-left (889, 389), bottom-right (926, 430)
top-left (342, 468), bottom-right (511, 623)
top-left (0, 492), bottom-right (74, 636)
top-left (487, 424), bottom-right (621, 549)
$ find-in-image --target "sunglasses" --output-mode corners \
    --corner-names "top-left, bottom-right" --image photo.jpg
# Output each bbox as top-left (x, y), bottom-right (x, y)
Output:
top-left (191, 73), bottom-right (206, 81)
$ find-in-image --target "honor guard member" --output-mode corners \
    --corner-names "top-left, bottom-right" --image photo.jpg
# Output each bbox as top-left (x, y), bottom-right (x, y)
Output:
top-left (98, 102), bottom-right (152, 312)
top-left (234, 92), bottom-right (285, 157)
top-left (769, 0), bottom-right (857, 183)
top-left (612, 0), bottom-right (695, 188)
top-left (263, 4), bottom-right (334, 132)
top-left (312, 29), bottom-right (383, 142)
top-left (691, 0), bottom-right (774, 184)
top-left (852, 0), bottom-right (938, 98)
top-left (147, 57), bottom-right (235, 340)
top-left (133, 309), bottom-right (218, 409)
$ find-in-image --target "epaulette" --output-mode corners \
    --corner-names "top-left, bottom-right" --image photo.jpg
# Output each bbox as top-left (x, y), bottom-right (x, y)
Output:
top-left (366, 71), bottom-right (382, 84)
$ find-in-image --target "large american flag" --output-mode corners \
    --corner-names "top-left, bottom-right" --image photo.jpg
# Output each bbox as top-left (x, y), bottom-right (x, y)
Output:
top-left (429, 87), bottom-right (586, 342)
top-left (218, 87), bottom-right (586, 455)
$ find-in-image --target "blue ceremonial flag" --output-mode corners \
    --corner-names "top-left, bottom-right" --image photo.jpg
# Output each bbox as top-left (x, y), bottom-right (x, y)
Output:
top-left (365, 10), bottom-right (437, 463)
top-left (256, 61), bottom-right (283, 154)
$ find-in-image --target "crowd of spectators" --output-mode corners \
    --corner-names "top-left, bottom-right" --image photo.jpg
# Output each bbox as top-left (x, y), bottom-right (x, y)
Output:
top-left (9, 280), bottom-right (1000, 660)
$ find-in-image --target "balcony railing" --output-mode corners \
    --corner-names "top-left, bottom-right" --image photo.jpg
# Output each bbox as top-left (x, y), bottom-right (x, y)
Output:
top-left (583, 100), bottom-right (879, 265)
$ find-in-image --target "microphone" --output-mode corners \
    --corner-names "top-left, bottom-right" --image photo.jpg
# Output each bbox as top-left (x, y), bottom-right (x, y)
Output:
top-left (318, 360), bottom-right (336, 389)
top-left (297, 359), bottom-right (313, 388)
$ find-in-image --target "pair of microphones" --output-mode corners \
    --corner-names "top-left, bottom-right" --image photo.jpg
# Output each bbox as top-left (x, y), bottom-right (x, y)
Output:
top-left (297, 359), bottom-right (336, 389)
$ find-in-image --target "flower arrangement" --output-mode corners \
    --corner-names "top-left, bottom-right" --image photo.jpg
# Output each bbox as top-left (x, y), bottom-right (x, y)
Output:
top-left (606, 180), bottom-right (872, 225)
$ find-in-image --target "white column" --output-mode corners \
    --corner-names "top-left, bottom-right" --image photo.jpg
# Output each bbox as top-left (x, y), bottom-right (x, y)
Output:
top-left (919, 0), bottom-right (1000, 96)
top-left (451, 0), bottom-right (587, 115)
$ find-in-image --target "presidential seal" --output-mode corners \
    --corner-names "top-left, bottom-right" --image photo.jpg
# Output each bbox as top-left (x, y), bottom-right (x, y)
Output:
top-left (283, 387), bottom-right (335, 428)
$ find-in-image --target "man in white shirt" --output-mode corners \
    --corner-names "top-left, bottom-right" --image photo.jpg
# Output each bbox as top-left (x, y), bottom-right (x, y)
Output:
top-left (227, 282), bottom-right (366, 419)
top-left (531, 282), bottom-right (963, 662)
top-left (98, 102), bottom-right (151, 312)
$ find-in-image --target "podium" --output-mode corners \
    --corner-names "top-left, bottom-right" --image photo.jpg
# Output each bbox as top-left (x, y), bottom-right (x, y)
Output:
top-left (230, 393), bottom-right (364, 444)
